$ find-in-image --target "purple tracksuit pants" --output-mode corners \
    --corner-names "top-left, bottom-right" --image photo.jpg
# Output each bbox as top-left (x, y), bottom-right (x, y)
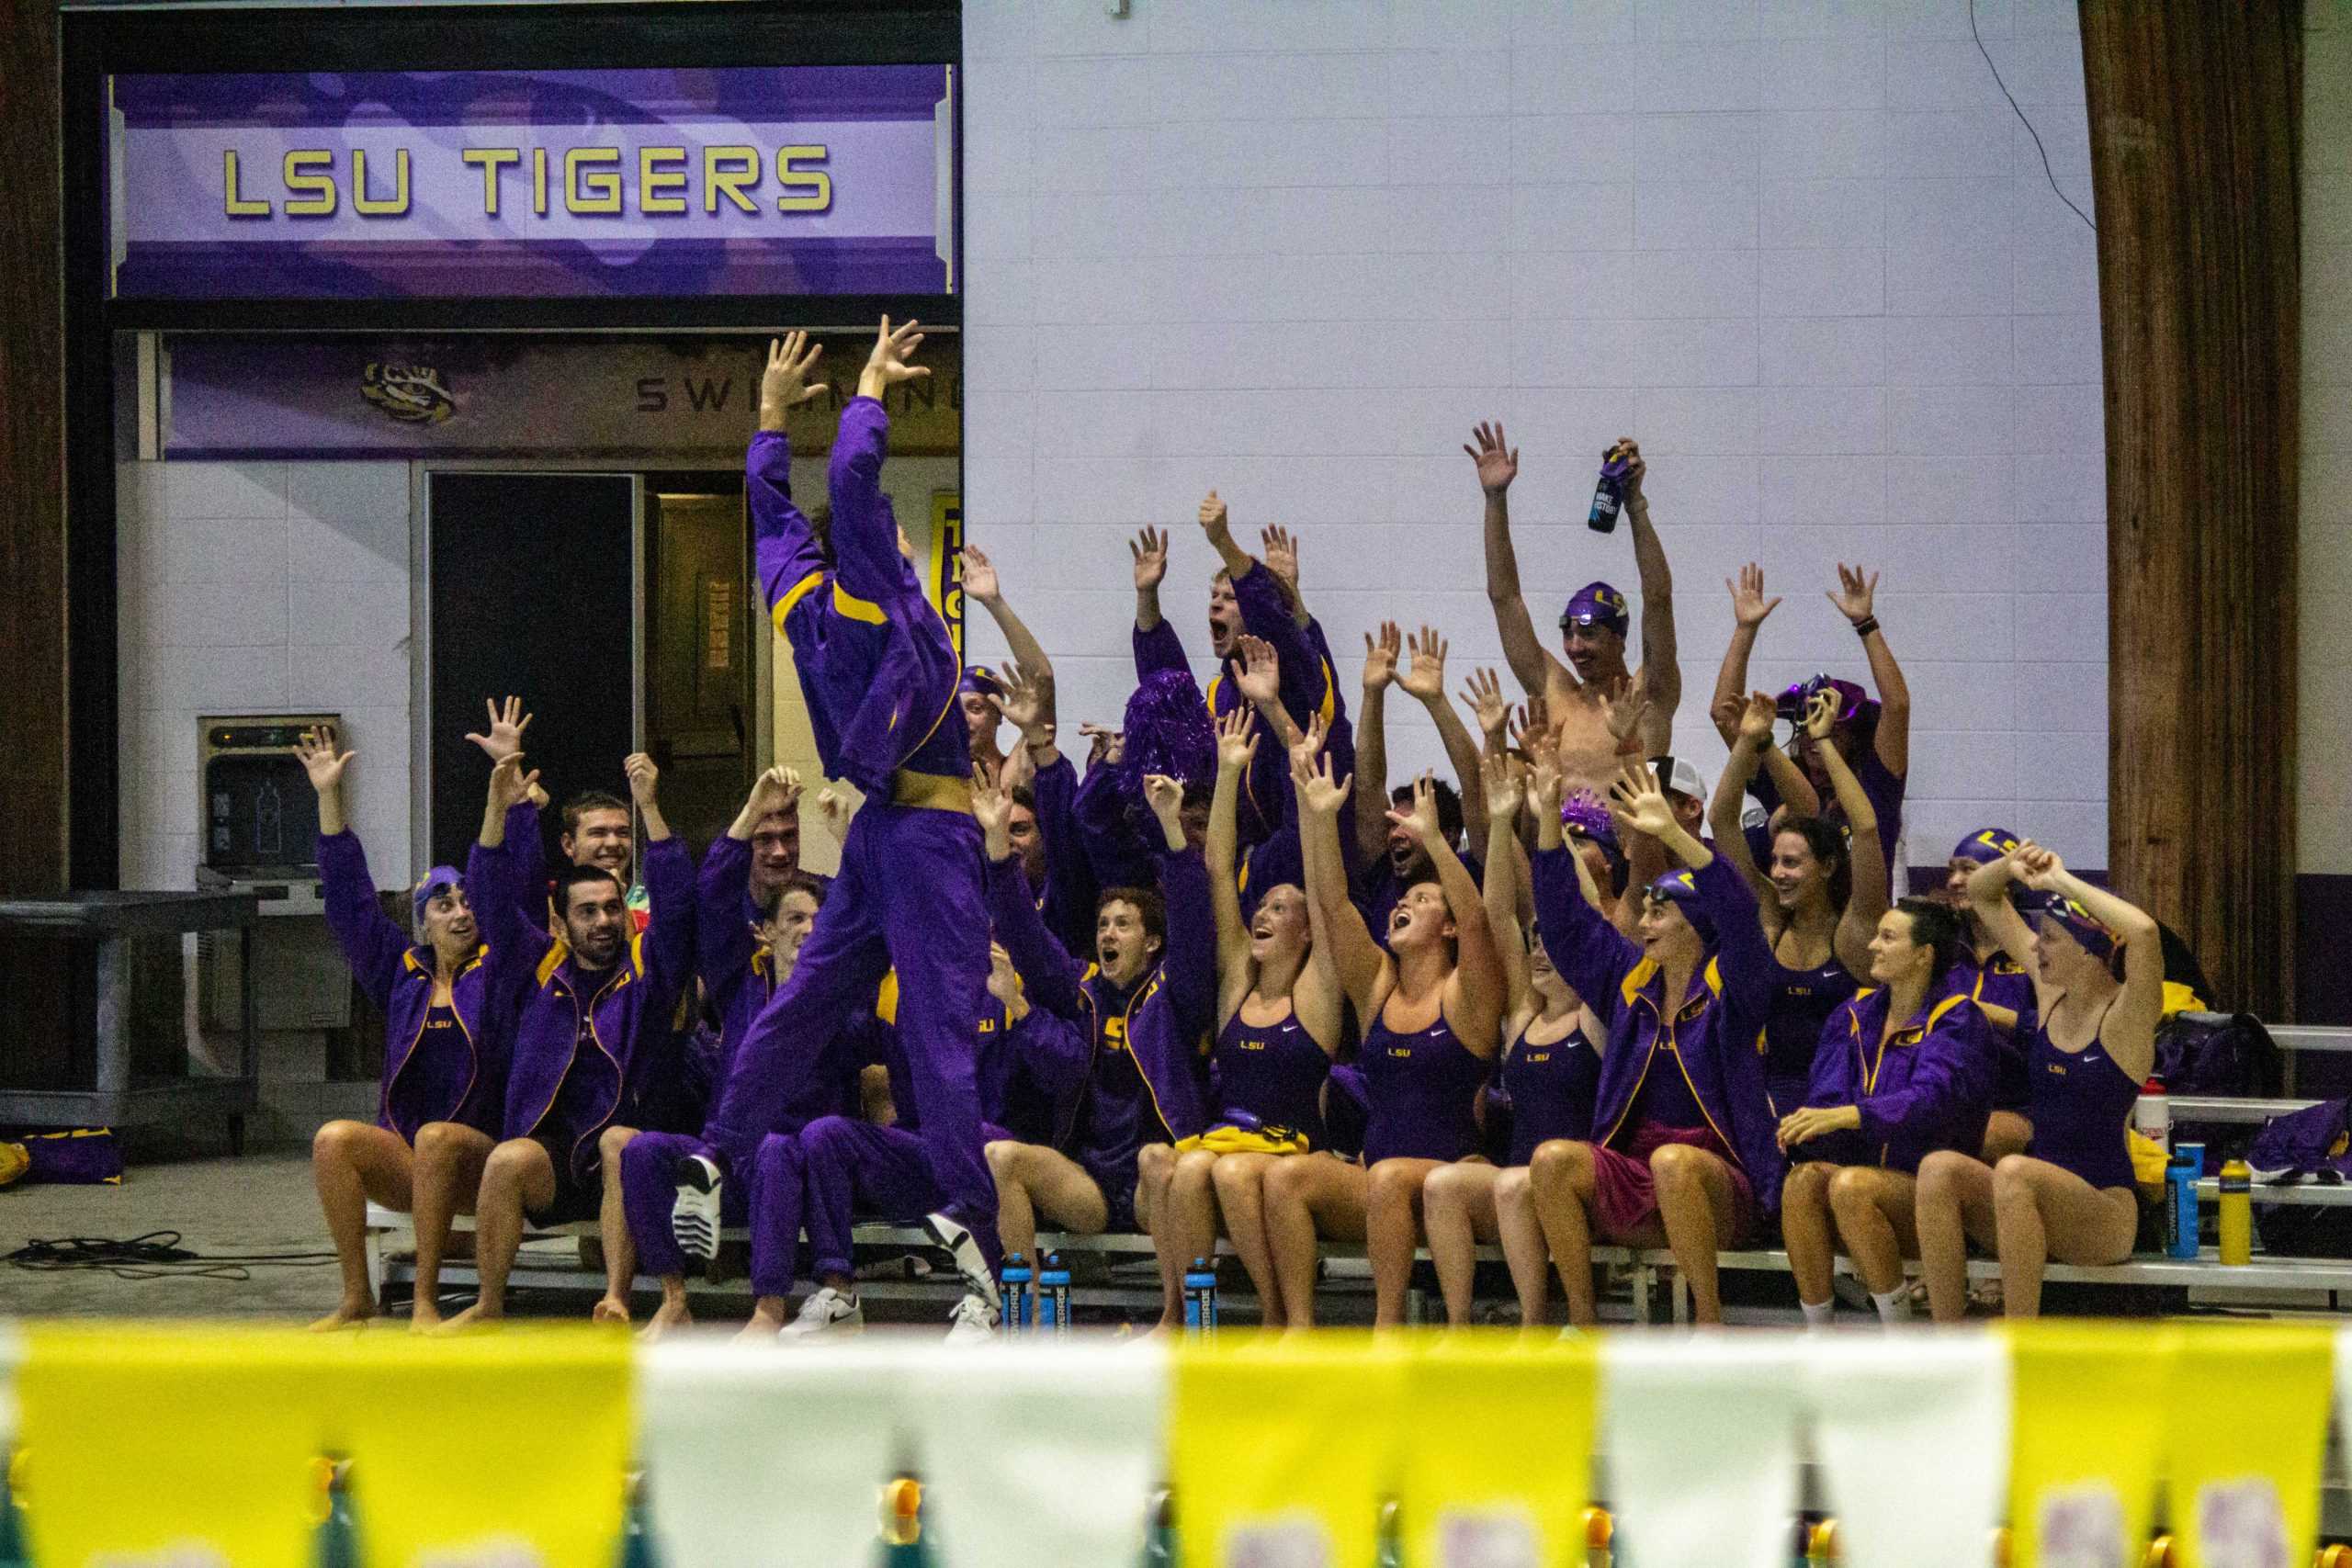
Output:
top-left (618, 1129), bottom-right (809, 1300)
top-left (799, 1115), bottom-right (962, 1280)
top-left (702, 800), bottom-right (1001, 1272)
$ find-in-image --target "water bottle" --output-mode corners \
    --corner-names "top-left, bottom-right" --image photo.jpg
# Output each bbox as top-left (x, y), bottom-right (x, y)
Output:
top-left (1582, 1506), bottom-right (1613, 1568)
top-left (2217, 1159), bottom-right (2253, 1265)
top-left (1000, 1253), bottom-right (1033, 1334)
top-left (1182, 1257), bottom-right (1217, 1335)
top-left (1587, 445), bottom-right (1632, 533)
top-left (1036, 1252), bottom-right (1072, 1334)
top-left (2132, 1081), bottom-right (2170, 1153)
top-left (2165, 1150), bottom-right (2199, 1259)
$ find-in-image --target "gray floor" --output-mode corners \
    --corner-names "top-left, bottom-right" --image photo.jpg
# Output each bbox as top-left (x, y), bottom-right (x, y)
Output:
top-left (0, 1152), bottom-right (339, 1320)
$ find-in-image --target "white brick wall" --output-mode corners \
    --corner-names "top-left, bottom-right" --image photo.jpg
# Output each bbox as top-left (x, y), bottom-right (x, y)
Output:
top-left (118, 459), bottom-right (413, 890)
top-left (959, 0), bottom-right (2110, 870)
top-left (2304, 2), bottom-right (2351, 876)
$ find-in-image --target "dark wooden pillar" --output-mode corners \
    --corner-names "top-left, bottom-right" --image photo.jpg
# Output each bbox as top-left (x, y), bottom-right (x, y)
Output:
top-left (0, 0), bottom-right (68, 896)
top-left (2082, 0), bottom-right (2303, 1019)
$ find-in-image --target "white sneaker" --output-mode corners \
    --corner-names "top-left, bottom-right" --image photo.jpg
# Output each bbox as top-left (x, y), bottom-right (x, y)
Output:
top-left (671, 1155), bottom-right (723, 1266)
top-left (944, 1291), bottom-right (1000, 1345)
top-left (922, 1212), bottom-right (1001, 1314)
top-left (776, 1286), bottom-right (865, 1342)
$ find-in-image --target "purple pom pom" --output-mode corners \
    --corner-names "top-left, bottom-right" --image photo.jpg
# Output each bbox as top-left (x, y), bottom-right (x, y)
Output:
top-left (1120, 669), bottom-right (1216, 805)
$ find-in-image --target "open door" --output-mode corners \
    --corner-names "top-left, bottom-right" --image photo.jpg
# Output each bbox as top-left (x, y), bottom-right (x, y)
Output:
top-left (644, 478), bottom-right (753, 858)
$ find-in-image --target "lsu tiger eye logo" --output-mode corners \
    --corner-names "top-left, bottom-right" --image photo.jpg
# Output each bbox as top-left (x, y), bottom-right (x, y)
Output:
top-left (361, 361), bottom-right (455, 424)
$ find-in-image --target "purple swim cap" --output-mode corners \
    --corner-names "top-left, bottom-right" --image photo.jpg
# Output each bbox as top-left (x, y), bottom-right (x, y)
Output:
top-left (1951, 827), bottom-right (2021, 866)
top-left (2037, 897), bottom-right (2119, 964)
top-left (1560, 581), bottom-right (1629, 637)
top-left (958, 665), bottom-right (1003, 698)
top-left (1645, 867), bottom-right (1716, 942)
top-left (412, 866), bottom-right (464, 927)
top-left (1561, 791), bottom-right (1621, 857)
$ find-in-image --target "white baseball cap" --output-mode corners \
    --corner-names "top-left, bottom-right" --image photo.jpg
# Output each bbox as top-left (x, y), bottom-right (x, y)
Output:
top-left (1650, 753), bottom-right (1709, 803)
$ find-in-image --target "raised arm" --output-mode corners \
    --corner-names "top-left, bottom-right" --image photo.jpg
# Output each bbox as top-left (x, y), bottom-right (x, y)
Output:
top-left (976, 761), bottom-right (1085, 1019)
top-left (1709, 563), bottom-right (1779, 750)
top-left (702, 766), bottom-right (798, 987)
top-left (1827, 562), bottom-right (1910, 779)
top-left (995, 658), bottom-right (1062, 773)
top-left (962, 546), bottom-right (1056, 697)
top-left (1130, 525), bottom-right (1175, 645)
top-left (830, 317), bottom-right (928, 603)
top-left (751, 332), bottom-right (829, 612)
top-left (1292, 731), bottom-right (1389, 1017)
top-left (1206, 710), bottom-right (1257, 1019)
top-left (1396, 626), bottom-right (1487, 829)
top-left (1390, 773), bottom-right (1505, 1055)
top-left (300, 726), bottom-right (403, 1010)
top-left (1261, 525), bottom-right (1313, 632)
top-left (2018, 845), bottom-right (2164, 1080)
top-left (1803, 692), bottom-right (1889, 976)
top-left (1481, 751), bottom-right (1533, 1021)
top-left (1966, 849), bottom-right (2043, 992)
top-left (1207, 495), bottom-right (1332, 736)
top-left (469, 754), bottom-right (551, 1005)
top-left (1466, 421), bottom-right (1571, 701)
top-left (1707, 694), bottom-right (1779, 910)
top-left (1617, 442), bottom-right (1680, 752)
top-left (1143, 773), bottom-right (1219, 1038)
top-left (1354, 621), bottom-right (1399, 870)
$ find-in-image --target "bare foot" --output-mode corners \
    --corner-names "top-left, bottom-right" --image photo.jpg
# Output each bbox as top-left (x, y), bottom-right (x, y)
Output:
top-left (430, 1302), bottom-right (497, 1335)
top-left (591, 1294), bottom-right (632, 1325)
top-left (309, 1298), bottom-right (375, 1332)
top-left (731, 1303), bottom-right (787, 1344)
top-left (637, 1296), bottom-right (694, 1342)
top-left (408, 1299), bottom-right (444, 1334)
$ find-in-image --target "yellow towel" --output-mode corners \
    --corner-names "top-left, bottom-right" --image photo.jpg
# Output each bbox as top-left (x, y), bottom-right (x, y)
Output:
top-left (2005, 1322), bottom-right (2177, 1568)
top-left (1172, 1125), bottom-right (1312, 1156)
top-left (1399, 1333), bottom-right (1597, 1568)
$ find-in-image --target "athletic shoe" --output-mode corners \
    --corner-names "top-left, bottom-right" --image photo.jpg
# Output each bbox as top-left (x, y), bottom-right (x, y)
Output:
top-left (944, 1291), bottom-right (1000, 1345)
top-left (671, 1156), bottom-right (723, 1267)
top-left (922, 1212), bottom-right (1002, 1313)
top-left (776, 1287), bottom-right (864, 1342)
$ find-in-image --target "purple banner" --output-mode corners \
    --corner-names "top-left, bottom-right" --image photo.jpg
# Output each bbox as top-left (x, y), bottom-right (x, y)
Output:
top-left (109, 67), bottom-right (955, 300)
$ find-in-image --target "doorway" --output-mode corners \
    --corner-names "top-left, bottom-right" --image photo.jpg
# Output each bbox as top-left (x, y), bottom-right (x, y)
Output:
top-left (643, 475), bottom-right (753, 858)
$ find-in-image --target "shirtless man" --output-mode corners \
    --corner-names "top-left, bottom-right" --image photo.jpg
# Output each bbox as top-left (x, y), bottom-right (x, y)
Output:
top-left (1465, 422), bottom-right (1679, 798)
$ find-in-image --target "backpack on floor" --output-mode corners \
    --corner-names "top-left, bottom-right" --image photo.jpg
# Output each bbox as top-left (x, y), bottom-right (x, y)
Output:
top-left (2152, 1010), bottom-right (2283, 1098)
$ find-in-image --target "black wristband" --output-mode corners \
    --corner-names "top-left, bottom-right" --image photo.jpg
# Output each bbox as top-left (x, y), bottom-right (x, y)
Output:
top-left (1851, 615), bottom-right (1880, 638)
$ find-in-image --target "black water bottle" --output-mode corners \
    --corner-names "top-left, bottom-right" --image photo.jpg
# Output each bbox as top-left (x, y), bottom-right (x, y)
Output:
top-left (1588, 444), bottom-right (1632, 533)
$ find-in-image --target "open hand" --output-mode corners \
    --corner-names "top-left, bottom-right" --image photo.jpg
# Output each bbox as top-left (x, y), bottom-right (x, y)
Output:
top-left (1291, 745), bottom-right (1351, 818)
top-left (1828, 561), bottom-right (1878, 625)
top-left (1737, 691), bottom-right (1778, 750)
top-left (487, 753), bottom-right (540, 815)
top-left (971, 766), bottom-right (1012, 842)
top-left (816, 787), bottom-right (852, 842)
top-left (1599, 673), bottom-right (1648, 746)
top-left (1528, 754), bottom-right (1565, 820)
top-left (1130, 526), bottom-right (1170, 593)
top-left (1464, 421), bottom-right (1518, 495)
top-left (1142, 773), bottom-right (1185, 830)
top-left (1605, 759), bottom-right (1677, 840)
top-left (1728, 563), bottom-right (1780, 629)
top-left (295, 726), bottom-right (354, 794)
top-left (464, 695), bottom-right (532, 766)
top-left (1462, 667), bottom-right (1510, 743)
top-left (1399, 626), bottom-right (1448, 703)
top-left (1261, 525), bottom-right (1300, 593)
top-left (998, 659), bottom-right (1054, 742)
top-left (1288, 712), bottom-right (1329, 777)
top-left (760, 330), bottom-right (827, 417)
top-left (1234, 634), bottom-right (1282, 708)
top-left (959, 545), bottom-right (1001, 605)
top-left (1215, 706), bottom-right (1258, 773)
top-left (1363, 621), bottom-right (1401, 694)
top-left (861, 315), bottom-right (929, 394)
top-left (1385, 772), bottom-right (1444, 847)
top-left (1483, 750), bottom-right (1525, 824)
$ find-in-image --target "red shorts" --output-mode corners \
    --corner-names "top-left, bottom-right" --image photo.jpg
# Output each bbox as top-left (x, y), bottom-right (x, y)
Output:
top-left (1590, 1120), bottom-right (1756, 1244)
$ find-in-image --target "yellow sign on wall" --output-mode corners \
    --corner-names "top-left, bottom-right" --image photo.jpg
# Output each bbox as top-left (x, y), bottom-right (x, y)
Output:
top-left (931, 488), bottom-right (964, 659)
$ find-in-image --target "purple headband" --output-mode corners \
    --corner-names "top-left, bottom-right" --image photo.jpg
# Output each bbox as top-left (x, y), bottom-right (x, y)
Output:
top-left (1951, 827), bottom-right (2022, 866)
top-left (2038, 897), bottom-right (2119, 963)
top-left (1560, 581), bottom-right (1629, 637)
top-left (1119, 668), bottom-right (1216, 803)
top-left (413, 866), bottom-right (463, 927)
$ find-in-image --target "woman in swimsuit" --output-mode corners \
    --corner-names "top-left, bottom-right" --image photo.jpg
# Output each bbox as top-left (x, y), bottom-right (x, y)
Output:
top-left (1914, 840), bottom-right (2164, 1319)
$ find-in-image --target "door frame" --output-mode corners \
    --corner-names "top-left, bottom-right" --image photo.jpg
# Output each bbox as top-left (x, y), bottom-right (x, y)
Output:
top-left (410, 459), bottom-right (644, 885)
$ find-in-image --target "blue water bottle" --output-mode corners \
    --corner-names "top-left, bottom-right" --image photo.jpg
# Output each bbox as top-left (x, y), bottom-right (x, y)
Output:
top-left (1036, 1251), bottom-right (1072, 1334)
top-left (1587, 444), bottom-right (1632, 533)
top-left (1182, 1257), bottom-right (1217, 1336)
top-left (1000, 1252), bottom-right (1033, 1335)
top-left (2166, 1143), bottom-right (2203, 1259)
